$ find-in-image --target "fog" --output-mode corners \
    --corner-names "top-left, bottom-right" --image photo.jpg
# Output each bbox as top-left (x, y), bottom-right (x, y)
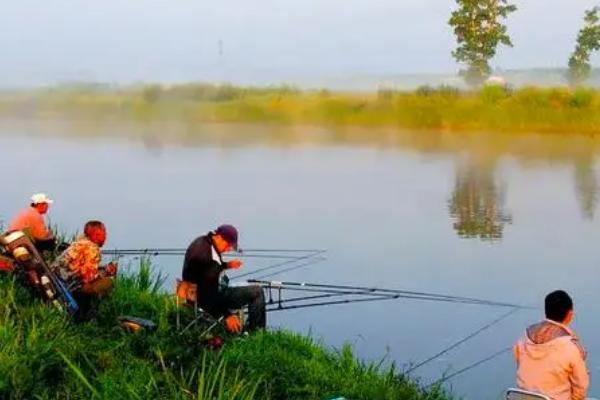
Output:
top-left (1, 0), bottom-right (599, 87)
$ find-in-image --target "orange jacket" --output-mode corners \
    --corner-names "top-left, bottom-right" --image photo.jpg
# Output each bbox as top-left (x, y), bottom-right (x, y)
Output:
top-left (8, 207), bottom-right (51, 241)
top-left (513, 319), bottom-right (589, 400)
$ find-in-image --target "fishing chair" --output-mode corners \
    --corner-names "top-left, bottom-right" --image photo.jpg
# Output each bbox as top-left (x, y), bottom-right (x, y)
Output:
top-left (175, 279), bottom-right (223, 336)
top-left (505, 388), bottom-right (550, 400)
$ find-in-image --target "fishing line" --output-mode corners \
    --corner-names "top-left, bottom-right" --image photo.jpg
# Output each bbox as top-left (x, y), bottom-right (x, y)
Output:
top-left (426, 346), bottom-right (512, 389)
top-left (233, 250), bottom-right (326, 279)
top-left (246, 257), bottom-right (327, 280)
top-left (405, 308), bottom-right (520, 375)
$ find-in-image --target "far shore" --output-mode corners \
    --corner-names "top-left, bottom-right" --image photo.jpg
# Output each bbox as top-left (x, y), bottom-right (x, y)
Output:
top-left (2, 83), bottom-right (600, 134)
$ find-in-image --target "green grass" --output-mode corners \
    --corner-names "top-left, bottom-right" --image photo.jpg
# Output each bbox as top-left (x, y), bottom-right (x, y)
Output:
top-left (3, 83), bottom-right (600, 134)
top-left (0, 258), bottom-right (452, 400)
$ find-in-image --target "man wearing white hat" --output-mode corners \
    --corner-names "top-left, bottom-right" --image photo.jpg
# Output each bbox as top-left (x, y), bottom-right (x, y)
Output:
top-left (8, 193), bottom-right (57, 251)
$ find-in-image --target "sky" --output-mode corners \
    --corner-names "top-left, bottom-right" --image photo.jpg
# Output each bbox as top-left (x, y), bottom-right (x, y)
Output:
top-left (1, 0), bottom-right (600, 86)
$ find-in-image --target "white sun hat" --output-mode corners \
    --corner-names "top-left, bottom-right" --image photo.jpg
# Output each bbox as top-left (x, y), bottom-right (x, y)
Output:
top-left (30, 193), bottom-right (54, 205)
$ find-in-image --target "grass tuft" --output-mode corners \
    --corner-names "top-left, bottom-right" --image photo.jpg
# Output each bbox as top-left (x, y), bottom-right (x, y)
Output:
top-left (0, 257), bottom-right (453, 399)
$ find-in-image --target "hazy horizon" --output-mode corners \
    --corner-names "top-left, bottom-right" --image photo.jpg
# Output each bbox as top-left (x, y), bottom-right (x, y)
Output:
top-left (3, 0), bottom-right (600, 88)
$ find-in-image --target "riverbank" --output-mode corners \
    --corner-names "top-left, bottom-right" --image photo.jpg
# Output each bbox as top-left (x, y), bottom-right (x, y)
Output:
top-left (0, 260), bottom-right (451, 400)
top-left (2, 83), bottom-right (600, 134)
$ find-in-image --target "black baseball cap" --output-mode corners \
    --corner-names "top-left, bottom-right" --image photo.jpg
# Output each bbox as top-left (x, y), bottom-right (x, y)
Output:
top-left (215, 224), bottom-right (239, 251)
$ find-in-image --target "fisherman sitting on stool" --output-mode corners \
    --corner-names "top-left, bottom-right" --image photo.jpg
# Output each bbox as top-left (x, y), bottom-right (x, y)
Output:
top-left (8, 193), bottom-right (59, 253)
top-left (513, 290), bottom-right (589, 400)
top-left (182, 224), bottom-right (266, 333)
top-left (52, 220), bottom-right (118, 321)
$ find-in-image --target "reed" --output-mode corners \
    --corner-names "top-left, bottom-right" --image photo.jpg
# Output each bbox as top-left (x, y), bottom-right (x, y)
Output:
top-left (3, 83), bottom-right (600, 134)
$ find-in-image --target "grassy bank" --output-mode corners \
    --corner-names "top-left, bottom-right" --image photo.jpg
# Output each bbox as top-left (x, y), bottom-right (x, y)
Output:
top-left (0, 260), bottom-right (450, 400)
top-left (2, 83), bottom-right (600, 134)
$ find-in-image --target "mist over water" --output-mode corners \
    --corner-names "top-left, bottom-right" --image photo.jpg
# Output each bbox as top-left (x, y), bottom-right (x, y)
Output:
top-left (2, 120), bottom-right (600, 399)
top-left (2, 0), bottom-right (600, 88)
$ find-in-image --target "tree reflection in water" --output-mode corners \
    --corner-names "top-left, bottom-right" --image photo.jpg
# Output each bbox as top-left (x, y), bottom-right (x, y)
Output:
top-left (574, 155), bottom-right (599, 220)
top-left (448, 160), bottom-right (512, 241)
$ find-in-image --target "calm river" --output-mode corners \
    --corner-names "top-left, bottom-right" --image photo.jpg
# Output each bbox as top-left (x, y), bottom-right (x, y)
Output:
top-left (2, 119), bottom-right (600, 399)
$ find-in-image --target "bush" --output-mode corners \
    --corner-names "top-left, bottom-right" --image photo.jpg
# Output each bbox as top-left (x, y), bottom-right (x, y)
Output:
top-left (480, 85), bottom-right (509, 104)
top-left (416, 85), bottom-right (436, 97)
top-left (569, 88), bottom-right (594, 108)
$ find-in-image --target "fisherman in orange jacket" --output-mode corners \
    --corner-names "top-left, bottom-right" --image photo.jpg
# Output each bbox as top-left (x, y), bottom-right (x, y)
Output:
top-left (513, 290), bottom-right (589, 400)
top-left (8, 193), bottom-right (57, 252)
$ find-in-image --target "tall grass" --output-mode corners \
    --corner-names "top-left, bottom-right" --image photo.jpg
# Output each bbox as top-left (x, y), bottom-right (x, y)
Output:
top-left (3, 83), bottom-right (600, 134)
top-left (0, 259), bottom-right (453, 400)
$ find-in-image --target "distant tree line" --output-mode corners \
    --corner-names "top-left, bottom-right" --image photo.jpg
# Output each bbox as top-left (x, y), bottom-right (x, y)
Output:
top-left (449, 1), bottom-right (600, 87)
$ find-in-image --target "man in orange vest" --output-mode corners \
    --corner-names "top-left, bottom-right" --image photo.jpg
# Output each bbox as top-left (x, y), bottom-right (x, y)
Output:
top-left (8, 193), bottom-right (57, 252)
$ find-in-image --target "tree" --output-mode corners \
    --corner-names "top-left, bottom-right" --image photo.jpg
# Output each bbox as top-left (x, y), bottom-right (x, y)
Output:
top-left (568, 7), bottom-right (600, 87)
top-left (449, 0), bottom-right (517, 87)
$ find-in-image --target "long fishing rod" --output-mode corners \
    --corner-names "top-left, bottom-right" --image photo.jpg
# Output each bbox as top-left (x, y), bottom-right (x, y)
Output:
top-left (262, 286), bottom-right (519, 310)
top-left (248, 279), bottom-right (534, 309)
top-left (253, 281), bottom-right (529, 314)
top-left (101, 248), bottom-right (324, 255)
top-left (103, 252), bottom-right (303, 259)
top-left (405, 308), bottom-right (519, 375)
top-left (263, 288), bottom-right (489, 308)
top-left (103, 246), bottom-right (326, 285)
top-left (261, 285), bottom-right (398, 307)
top-left (233, 250), bottom-right (326, 280)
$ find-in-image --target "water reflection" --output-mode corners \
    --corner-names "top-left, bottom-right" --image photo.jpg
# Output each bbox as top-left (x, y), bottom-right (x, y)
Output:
top-left (574, 155), bottom-right (599, 220)
top-left (3, 118), bottom-right (600, 227)
top-left (448, 160), bottom-right (512, 241)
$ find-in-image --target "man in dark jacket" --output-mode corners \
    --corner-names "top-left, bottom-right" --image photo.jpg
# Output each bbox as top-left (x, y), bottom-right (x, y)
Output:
top-left (182, 224), bottom-right (266, 332)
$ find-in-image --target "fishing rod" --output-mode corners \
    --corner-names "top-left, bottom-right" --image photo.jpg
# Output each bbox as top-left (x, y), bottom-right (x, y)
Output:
top-left (263, 286), bottom-right (519, 310)
top-left (248, 279), bottom-right (534, 310)
top-left (250, 281), bottom-right (530, 315)
top-left (263, 287), bottom-right (484, 308)
top-left (266, 295), bottom-right (400, 312)
top-left (263, 285), bottom-right (526, 312)
top-left (101, 249), bottom-right (327, 268)
top-left (103, 252), bottom-right (305, 259)
top-left (101, 248), bottom-right (325, 255)
top-left (103, 252), bottom-right (309, 258)
top-left (233, 250), bottom-right (326, 280)
top-left (261, 285), bottom-right (397, 307)
top-left (103, 246), bottom-right (326, 285)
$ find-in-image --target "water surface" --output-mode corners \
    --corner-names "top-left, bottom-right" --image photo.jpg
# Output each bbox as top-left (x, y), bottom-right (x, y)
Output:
top-left (2, 120), bottom-right (600, 399)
